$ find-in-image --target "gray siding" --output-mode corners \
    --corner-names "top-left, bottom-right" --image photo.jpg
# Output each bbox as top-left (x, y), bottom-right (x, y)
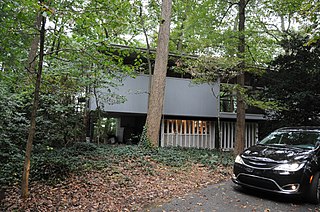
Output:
top-left (89, 75), bottom-right (219, 117)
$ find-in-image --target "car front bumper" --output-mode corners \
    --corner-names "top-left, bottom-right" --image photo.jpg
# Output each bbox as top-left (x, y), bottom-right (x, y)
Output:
top-left (232, 163), bottom-right (310, 195)
top-left (232, 173), bottom-right (303, 195)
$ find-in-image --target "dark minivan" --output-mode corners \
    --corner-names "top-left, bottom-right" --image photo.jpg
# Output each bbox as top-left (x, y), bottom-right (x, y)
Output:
top-left (232, 127), bottom-right (320, 204)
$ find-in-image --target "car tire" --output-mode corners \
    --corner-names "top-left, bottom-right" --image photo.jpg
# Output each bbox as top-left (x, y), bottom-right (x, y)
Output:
top-left (309, 172), bottom-right (320, 204)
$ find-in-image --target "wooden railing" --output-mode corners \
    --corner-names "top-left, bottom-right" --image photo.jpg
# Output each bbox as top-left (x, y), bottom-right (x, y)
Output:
top-left (161, 119), bottom-right (258, 150)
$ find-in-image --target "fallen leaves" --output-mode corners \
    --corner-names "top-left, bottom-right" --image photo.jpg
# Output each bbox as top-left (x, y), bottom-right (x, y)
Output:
top-left (1, 157), bottom-right (232, 211)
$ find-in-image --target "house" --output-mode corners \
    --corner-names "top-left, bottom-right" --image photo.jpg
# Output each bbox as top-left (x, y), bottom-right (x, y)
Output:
top-left (88, 45), bottom-right (265, 150)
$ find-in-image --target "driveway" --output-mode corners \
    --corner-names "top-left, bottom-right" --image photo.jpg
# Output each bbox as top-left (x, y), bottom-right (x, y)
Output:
top-left (148, 180), bottom-right (320, 212)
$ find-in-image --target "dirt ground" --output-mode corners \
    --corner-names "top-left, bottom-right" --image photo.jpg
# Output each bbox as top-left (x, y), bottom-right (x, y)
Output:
top-left (1, 161), bottom-right (232, 211)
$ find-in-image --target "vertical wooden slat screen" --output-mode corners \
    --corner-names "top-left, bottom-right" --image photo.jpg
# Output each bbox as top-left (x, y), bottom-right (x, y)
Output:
top-left (220, 121), bottom-right (258, 150)
top-left (160, 119), bottom-right (216, 149)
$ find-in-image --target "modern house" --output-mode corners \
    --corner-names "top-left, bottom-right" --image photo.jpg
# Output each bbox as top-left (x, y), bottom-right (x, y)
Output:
top-left (88, 46), bottom-right (265, 150)
top-left (88, 75), bottom-right (265, 150)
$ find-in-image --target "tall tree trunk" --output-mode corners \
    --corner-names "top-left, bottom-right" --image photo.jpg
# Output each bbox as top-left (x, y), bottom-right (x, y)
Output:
top-left (145, 0), bottom-right (172, 147)
top-left (21, 10), bottom-right (46, 199)
top-left (234, 0), bottom-right (246, 156)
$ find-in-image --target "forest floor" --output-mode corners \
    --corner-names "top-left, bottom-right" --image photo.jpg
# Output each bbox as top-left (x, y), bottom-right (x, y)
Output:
top-left (2, 156), bottom-right (232, 211)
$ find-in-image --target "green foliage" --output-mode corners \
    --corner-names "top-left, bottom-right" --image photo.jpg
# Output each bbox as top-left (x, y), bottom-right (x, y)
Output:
top-left (29, 144), bottom-right (124, 184)
top-left (0, 0), bottom-right (143, 148)
top-left (220, 81), bottom-right (283, 112)
top-left (31, 153), bottom-right (73, 184)
top-left (0, 0), bottom-right (37, 71)
top-left (153, 147), bottom-right (234, 168)
top-left (110, 145), bottom-right (145, 158)
top-left (0, 140), bottom-right (24, 186)
top-left (138, 126), bottom-right (154, 149)
top-left (0, 144), bottom-right (234, 187)
top-left (300, 0), bottom-right (320, 43)
top-left (34, 93), bottom-right (86, 147)
top-left (261, 35), bottom-right (320, 126)
top-left (246, 98), bottom-right (285, 111)
top-left (0, 82), bottom-right (29, 147)
top-left (180, 56), bottom-right (240, 84)
top-left (68, 142), bottom-right (98, 156)
top-left (93, 117), bottom-right (118, 142)
top-left (3, 0), bottom-right (316, 193)
top-left (152, 148), bottom-right (189, 167)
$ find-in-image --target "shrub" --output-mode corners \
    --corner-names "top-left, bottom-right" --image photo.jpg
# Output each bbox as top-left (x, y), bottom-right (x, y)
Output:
top-left (30, 149), bottom-right (80, 184)
top-left (0, 154), bottom-right (24, 187)
top-left (0, 140), bottom-right (24, 186)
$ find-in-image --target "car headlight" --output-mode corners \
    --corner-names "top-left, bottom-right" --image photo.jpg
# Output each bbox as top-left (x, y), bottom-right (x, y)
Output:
top-left (235, 155), bottom-right (244, 165)
top-left (273, 162), bottom-right (305, 172)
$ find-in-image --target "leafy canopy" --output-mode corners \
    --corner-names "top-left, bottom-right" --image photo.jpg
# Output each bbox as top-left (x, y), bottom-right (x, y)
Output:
top-left (261, 35), bottom-right (320, 126)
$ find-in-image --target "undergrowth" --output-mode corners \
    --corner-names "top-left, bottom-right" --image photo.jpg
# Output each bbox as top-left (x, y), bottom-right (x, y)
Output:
top-left (0, 143), bottom-right (234, 187)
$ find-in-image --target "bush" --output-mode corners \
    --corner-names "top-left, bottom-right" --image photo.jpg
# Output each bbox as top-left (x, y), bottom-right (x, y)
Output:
top-left (31, 155), bottom-right (73, 183)
top-left (0, 140), bottom-right (24, 186)
top-left (30, 147), bottom-right (83, 184)
top-left (0, 154), bottom-right (24, 187)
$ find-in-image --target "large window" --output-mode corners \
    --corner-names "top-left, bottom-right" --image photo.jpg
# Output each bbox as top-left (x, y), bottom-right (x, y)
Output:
top-left (163, 119), bottom-right (210, 135)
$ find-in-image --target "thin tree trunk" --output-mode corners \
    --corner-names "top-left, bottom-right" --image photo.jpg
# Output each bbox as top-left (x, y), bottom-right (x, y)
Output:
top-left (211, 84), bottom-right (221, 149)
top-left (84, 84), bottom-right (90, 142)
top-left (176, 16), bottom-right (185, 52)
top-left (139, 6), bottom-right (153, 104)
top-left (145, 0), bottom-right (172, 147)
top-left (234, 0), bottom-right (246, 156)
top-left (26, 15), bottom-right (42, 74)
top-left (93, 86), bottom-right (101, 144)
top-left (21, 10), bottom-right (46, 198)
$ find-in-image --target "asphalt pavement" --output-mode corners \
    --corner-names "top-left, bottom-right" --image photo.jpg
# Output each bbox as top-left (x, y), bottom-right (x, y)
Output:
top-left (147, 180), bottom-right (320, 212)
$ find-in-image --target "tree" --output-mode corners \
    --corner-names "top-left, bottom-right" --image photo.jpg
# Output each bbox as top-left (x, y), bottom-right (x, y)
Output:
top-left (21, 0), bottom-right (47, 198)
top-left (145, 0), bottom-right (173, 147)
top-left (0, 0), bottom-right (37, 72)
top-left (182, 56), bottom-right (239, 148)
top-left (261, 36), bottom-right (320, 127)
top-left (300, 0), bottom-right (320, 43)
top-left (168, 0), bottom-right (250, 154)
top-left (0, 0), bottom-right (142, 197)
top-left (167, 0), bottom-right (312, 153)
top-left (234, 0), bottom-right (247, 155)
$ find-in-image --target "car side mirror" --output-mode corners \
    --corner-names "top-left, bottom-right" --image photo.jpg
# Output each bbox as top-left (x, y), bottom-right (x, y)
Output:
top-left (315, 141), bottom-right (320, 149)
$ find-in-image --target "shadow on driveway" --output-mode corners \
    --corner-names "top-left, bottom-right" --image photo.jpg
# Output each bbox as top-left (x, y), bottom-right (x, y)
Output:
top-left (147, 180), bottom-right (320, 212)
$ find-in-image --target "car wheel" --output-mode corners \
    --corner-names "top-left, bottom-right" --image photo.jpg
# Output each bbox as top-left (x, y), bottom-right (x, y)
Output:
top-left (309, 172), bottom-right (320, 204)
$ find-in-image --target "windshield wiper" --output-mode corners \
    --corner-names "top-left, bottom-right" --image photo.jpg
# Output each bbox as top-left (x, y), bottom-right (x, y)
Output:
top-left (257, 143), bottom-right (265, 146)
top-left (265, 143), bottom-right (288, 148)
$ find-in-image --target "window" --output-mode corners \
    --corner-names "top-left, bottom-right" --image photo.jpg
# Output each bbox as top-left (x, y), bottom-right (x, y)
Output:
top-left (164, 119), bottom-right (210, 135)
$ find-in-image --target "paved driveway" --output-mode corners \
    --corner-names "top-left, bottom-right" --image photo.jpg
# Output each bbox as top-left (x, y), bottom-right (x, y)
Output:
top-left (148, 180), bottom-right (320, 212)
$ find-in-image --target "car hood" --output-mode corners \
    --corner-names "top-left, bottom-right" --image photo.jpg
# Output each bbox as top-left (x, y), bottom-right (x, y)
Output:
top-left (241, 144), bottom-right (314, 164)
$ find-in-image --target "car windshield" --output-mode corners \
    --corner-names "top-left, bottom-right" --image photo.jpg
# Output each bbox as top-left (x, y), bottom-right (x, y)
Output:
top-left (259, 130), bottom-right (320, 149)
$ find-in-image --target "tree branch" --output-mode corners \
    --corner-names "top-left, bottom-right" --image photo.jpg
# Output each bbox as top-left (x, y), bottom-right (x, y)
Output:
top-left (218, 2), bottom-right (238, 26)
